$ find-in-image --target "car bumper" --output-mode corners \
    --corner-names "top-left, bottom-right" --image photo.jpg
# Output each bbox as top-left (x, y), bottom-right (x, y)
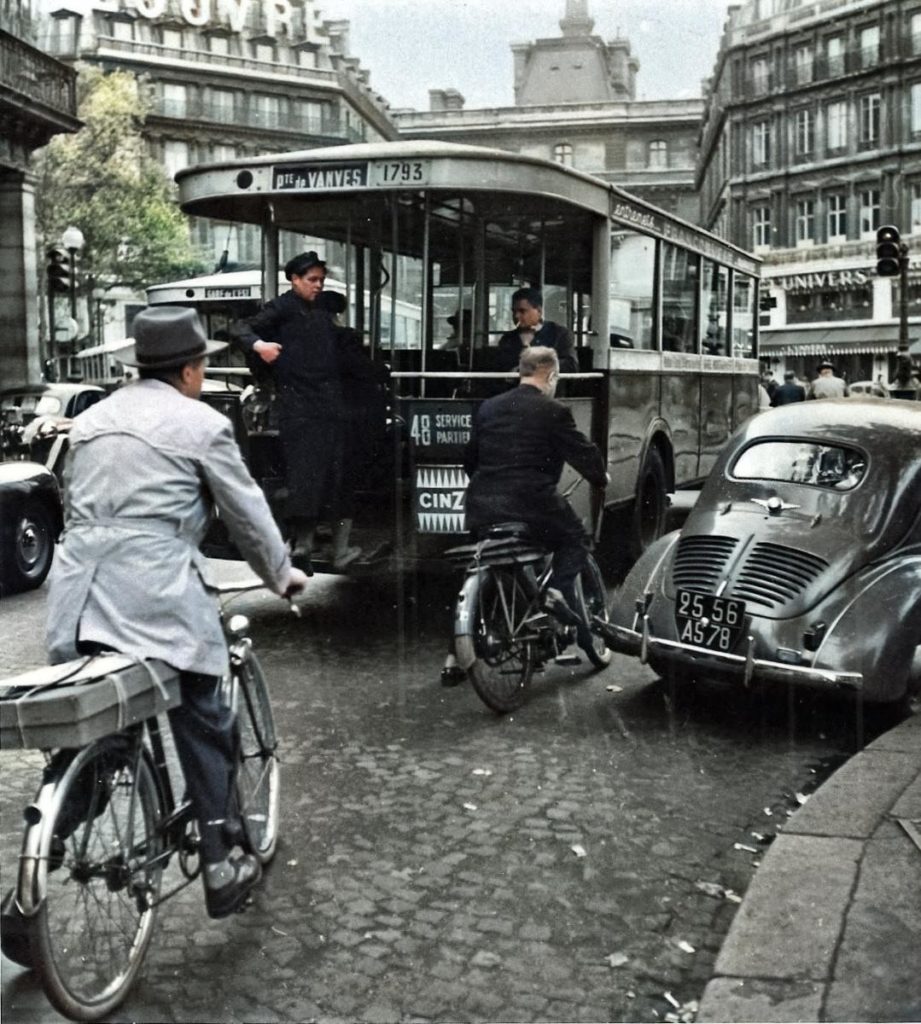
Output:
top-left (594, 616), bottom-right (864, 692)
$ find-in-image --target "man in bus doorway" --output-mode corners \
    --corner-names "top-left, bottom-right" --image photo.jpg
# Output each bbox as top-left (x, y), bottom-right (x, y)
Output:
top-left (231, 251), bottom-right (362, 569)
top-left (496, 288), bottom-right (579, 374)
top-left (463, 346), bottom-right (608, 654)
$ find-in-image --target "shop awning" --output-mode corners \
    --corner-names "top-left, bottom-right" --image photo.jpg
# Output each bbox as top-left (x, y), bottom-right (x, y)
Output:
top-left (760, 322), bottom-right (921, 357)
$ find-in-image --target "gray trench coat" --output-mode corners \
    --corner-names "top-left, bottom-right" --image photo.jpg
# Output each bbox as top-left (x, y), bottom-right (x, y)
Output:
top-left (46, 379), bottom-right (291, 677)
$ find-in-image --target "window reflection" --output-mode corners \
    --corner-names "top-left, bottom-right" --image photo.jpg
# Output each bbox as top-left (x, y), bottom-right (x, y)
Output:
top-left (733, 441), bottom-right (866, 490)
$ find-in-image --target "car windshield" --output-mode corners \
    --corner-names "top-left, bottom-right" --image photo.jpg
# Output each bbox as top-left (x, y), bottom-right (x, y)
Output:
top-left (732, 440), bottom-right (867, 491)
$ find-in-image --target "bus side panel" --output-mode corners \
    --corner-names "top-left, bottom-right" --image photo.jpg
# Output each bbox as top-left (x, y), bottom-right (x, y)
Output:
top-left (605, 370), bottom-right (660, 504)
top-left (558, 398), bottom-right (597, 530)
top-left (732, 371), bottom-right (760, 431)
top-left (698, 367), bottom-right (733, 480)
top-left (662, 371), bottom-right (700, 485)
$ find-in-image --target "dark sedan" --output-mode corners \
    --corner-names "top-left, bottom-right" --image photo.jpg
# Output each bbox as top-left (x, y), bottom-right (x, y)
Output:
top-left (0, 462), bottom-right (64, 595)
top-left (598, 399), bottom-right (921, 708)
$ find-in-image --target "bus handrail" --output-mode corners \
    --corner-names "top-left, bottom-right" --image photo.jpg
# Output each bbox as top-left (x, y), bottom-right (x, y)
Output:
top-left (390, 371), bottom-right (606, 380)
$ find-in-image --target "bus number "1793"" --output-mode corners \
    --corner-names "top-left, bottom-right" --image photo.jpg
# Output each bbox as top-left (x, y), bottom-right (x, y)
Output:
top-left (379, 162), bottom-right (425, 183)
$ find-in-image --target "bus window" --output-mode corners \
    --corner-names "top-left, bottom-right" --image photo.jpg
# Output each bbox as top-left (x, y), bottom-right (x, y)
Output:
top-left (701, 260), bottom-right (729, 356)
top-left (732, 274), bottom-right (757, 358)
top-left (662, 244), bottom-right (700, 353)
top-left (609, 231), bottom-right (656, 350)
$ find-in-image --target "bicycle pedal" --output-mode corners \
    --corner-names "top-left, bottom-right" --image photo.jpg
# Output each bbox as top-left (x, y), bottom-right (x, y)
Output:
top-left (553, 653), bottom-right (582, 666)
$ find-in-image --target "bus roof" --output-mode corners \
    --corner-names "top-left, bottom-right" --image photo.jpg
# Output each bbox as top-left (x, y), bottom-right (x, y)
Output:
top-left (176, 140), bottom-right (759, 275)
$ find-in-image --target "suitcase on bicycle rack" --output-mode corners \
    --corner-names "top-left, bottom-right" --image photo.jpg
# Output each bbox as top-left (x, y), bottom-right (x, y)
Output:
top-left (0, 655), bottom-right (180, 751)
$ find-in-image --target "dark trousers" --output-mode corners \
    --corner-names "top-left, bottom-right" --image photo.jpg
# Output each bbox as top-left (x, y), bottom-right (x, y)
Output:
top-left (167, 672), bottom-right (238, 864)
top-left (76, 642), bottom-right (237, 865)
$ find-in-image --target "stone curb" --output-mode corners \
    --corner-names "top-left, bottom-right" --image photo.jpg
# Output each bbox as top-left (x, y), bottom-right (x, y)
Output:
top-left (697, 713), bottom-right (921, 1023)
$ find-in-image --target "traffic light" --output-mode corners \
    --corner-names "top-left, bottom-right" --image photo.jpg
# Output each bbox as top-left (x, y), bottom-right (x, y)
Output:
top-left (46, 246), bottom-right (71, 294)
top-left (876, 225), bottom-right (903, 277)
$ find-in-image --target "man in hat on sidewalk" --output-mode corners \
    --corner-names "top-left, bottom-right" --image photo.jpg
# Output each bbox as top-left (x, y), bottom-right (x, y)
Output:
top-left (808, 359), bottom-right (849, 399)
top-left (45, 305), bottom-right (309, 919)
top-left (231, 251), bottom-right (363, 569)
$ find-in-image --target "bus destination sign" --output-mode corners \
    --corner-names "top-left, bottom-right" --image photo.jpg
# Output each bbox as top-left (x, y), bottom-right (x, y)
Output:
top-left (273, 160), bottom-right (430, 191)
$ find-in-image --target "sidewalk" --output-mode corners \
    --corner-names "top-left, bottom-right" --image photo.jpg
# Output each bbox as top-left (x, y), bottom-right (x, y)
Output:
top-left (698, 710), bottom-right (921, 1022)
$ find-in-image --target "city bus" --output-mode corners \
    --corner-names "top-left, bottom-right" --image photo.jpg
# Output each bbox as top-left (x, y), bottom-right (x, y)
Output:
top-left (174, 140), bottom-right (761, 575)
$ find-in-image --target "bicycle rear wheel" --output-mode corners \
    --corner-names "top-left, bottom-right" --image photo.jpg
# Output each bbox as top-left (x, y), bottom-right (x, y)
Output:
top-left (28, 738), bottom-right (164, 1022)
top-left (576, 556), bottom-right (613, 669)
top-left (232, 651), bottom-right (280, 864)
top-left (462, 568), bottom-right (536, 714)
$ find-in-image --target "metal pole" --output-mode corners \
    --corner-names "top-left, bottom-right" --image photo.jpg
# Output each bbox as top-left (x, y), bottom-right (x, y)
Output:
top-left (68, 248), bottom-right (77, 321)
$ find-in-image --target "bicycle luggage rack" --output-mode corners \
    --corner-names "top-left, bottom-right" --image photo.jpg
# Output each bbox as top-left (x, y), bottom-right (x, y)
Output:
top-left (0, 656), bottom-right (180, 750)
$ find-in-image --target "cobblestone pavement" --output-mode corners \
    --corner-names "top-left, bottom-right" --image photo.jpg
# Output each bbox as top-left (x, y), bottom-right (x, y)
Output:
top-left (0, 570), bottom-right (877, 1023)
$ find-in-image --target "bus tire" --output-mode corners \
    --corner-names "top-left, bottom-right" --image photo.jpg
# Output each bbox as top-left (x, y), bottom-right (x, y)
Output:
top-left (597, 448), bottom-right (668, 581)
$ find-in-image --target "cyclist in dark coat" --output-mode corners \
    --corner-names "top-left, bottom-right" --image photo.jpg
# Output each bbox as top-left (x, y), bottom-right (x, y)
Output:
top-left (463, 346), bottom-right (607, 632)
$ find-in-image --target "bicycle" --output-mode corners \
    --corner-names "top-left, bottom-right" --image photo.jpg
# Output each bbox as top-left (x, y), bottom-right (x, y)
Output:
top-left (446, 517), bottom-right (612, 714)
top-left (1, 581), bottom-right (285, 1022)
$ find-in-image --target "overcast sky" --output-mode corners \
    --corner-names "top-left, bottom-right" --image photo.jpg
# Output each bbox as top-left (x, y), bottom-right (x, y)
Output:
top-left (322, 0), bottom-right (735, 109)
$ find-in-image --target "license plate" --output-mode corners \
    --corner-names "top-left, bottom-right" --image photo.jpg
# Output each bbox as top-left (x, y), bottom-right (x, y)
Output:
top-left (675, 589), bottom-right (745, 653)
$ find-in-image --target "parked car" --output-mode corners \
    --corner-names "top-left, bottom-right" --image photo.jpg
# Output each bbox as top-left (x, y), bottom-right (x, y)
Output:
top-left (0, 383), bottom-right (106, 461)
top-left (598, 399), bottom-right (921, 707)
top-left (847, 379), bottom-right (889, 398)
top-left (0, 461), bottom-right (64, 595)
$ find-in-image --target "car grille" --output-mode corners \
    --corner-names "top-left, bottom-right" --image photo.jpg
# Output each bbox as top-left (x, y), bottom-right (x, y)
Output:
top-left (673, 535), bottom-right (739, 592)
top-left (731, 542), bottom-right (829, 610)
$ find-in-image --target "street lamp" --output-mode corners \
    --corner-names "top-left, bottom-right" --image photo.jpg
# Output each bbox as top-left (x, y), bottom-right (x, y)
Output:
top-left (61, 225), bottom-right (84, 322)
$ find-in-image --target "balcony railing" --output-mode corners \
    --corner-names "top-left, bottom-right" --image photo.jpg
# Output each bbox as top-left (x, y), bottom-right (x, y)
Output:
top-left (0, 28), bottom-right (77, 116)
top-left (152, 97), bottom-right (364, 141)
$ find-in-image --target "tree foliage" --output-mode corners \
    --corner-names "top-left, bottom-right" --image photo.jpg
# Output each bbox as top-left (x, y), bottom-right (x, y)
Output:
top-left (35, 65), bottom-right (204, 301)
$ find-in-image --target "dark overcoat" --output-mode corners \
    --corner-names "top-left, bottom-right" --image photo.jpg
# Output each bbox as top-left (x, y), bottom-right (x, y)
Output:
top-left (463, 383), bottom-right (606, 546)
top-left (495, 321), bottom-right (579, 373)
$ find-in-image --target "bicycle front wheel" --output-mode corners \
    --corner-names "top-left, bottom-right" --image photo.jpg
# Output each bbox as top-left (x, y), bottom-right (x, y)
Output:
top-left (28, 737), bottom-right (164, 1022)
top-left (232, 651), bottom-right (280, 864)
top-left (576, 556), bottom-right (613, 670)
top-left (461, 567), bottom-right (536, 714)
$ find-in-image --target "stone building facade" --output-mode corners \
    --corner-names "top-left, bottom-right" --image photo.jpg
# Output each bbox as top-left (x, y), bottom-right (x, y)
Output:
top-left (1, 0), bottom-right (80, 385)
top-left (42, 0), bottom-right (398, 271)
top-left (697, 0), bottom-right (921, 386)
top-left (394, 1), bottom-right (702, 223)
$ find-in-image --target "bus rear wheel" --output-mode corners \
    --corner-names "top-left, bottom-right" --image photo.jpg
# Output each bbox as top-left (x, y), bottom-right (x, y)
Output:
top-left (597, 448), bottom-right (668, 581)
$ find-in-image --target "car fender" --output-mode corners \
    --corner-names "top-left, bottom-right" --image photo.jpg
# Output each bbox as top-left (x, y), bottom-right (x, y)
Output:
top-left (813, 554), bottom-right (921, 701)
top-left (609, 530), bottom-right (679, 629)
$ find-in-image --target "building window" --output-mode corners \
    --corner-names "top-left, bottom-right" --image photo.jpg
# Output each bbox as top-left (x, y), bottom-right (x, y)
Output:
top-left (161, 83), bottom-right (187, 118)
top-left (212, 144), bottom-right (236, 162)
top-left (826, 34), bottom-right (844, 76)
top-left (859, 25), bottom-right (880, 67)
top-left (827, 193), bottom-right (847, 241)
top-left (753, 204), bottom-right (771, 250)
top-left (859, 188), bottom-right (880, 237)
top-left (209, 34), bottom-right (229, 56)
top-left (163, 140), bottom-right (189, 181)
top-left (826, 100), bottom-right (848, 151)
top-left (209, 88), bottom-right (235, 122)
top-left (913, 12), bottom-right (921, 55)
top-left (911, 181), bottom-right (921, 234)
top-left (795, 198), bottom-right (816, 245)
top-left (912, 83), bottom-right (921, 134)
top-left (111, 17), bottom-right (133, 41)
top-left (794, 44), bottom-right (813, 84)
top-left (553, 142), bottom-right (574, 167)
top-left (752, 120), bottom-right (772, 166)
top-left (253, 41), bottom-right (275, 62)
top-left (160, 27), bottom-right (182, 48)
top-left (859, 93), bottom-right (881, 147)
top-left (648, 140), bottom-right (667, 169)
top-left (253, 94), bottom-right (280, 127)
top-left (751, 57), bottom-right (770, 94)
top-left (794, 108), bottom-right (815, 158)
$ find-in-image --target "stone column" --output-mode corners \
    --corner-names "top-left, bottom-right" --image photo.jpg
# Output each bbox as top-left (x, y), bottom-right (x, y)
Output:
top-left (0, 170), bottom-right (42, 386)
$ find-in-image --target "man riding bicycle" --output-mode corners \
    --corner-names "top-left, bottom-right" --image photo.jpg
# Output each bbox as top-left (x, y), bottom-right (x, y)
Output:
top-left (44, 306), bottom-right (309, 919)
top-left (462, 345), bottom-right (609, 652)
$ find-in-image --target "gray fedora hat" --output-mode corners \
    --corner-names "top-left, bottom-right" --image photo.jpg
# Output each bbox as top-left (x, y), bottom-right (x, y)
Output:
top-left (114, 306), bottom-right (227, 369)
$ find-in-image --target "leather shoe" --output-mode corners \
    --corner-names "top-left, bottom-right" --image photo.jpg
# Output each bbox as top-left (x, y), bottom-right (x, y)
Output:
top-left (203, 853), bottom-right (262, 919)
